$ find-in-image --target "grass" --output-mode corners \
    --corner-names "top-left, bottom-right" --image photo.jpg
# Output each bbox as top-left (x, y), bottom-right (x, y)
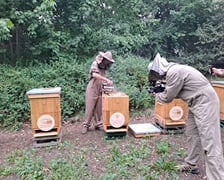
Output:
top-left (0, 136), bottom-right (187, 180)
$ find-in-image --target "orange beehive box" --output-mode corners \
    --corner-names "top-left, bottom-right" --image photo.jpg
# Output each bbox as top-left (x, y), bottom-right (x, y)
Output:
top-left (211, 81), bottom-right (224, 120)
top-left (27, 87), bottom-right (61, 137)
top-left (155, 98), bottom-right (188, 126)
top-left (102, 92), bottom-right (129, 133)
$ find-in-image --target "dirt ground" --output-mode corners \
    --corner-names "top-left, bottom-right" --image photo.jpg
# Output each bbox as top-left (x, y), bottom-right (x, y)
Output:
top-left (0, 112), bottom-right (224, 180)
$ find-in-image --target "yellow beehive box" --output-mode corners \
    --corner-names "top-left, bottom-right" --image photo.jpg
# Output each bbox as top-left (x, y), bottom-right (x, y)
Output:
top-left (102, 92), bottom-right (129, 133)
top-left (211, 81), bottom-right (224, 120)
top-left (27, 87), bottom-right (61, 137)
top-left (155, 98), bottom-right (187, 126)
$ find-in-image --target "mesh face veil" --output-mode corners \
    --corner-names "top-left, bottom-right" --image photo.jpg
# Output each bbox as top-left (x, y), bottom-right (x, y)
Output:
top-left (98, 58), bottom-right (113, 70)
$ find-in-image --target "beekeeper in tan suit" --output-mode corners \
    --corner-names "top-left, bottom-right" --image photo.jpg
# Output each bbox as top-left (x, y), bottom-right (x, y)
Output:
top-left (82, 51), bottom-right (114, 134)
top-left (148, 53), bottom-right (224, 180)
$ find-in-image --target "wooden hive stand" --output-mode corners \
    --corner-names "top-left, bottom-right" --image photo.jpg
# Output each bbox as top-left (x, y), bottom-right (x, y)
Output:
top-left (27, 87), bottom-right (62, 147)
top-left (154, 98), bottom-right (188, 134)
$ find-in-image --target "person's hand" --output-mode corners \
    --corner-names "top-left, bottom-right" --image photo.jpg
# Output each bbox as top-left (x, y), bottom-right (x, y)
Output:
top-left (212, 68), bottom-right (224, 77)
top-left (150, 92), bottom-right (156, 96)
top-left (106, 79), bottom-right (113, 86)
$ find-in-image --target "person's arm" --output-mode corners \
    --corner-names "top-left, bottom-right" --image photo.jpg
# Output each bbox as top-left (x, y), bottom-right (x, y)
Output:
top-left (212, 68), bottom-right (224, 77)
top-left (92, 72), bottom-right (113, 85)
top-left (156, 70), bottom-right (183, 103)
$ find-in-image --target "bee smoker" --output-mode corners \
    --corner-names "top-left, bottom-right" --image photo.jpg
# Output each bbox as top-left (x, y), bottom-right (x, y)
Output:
top-left (102, 82), bottom-right (114, 94)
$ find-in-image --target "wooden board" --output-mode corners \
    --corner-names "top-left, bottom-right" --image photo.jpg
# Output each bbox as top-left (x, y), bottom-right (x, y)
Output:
top-left (128, 123), bottom-right (161, 138)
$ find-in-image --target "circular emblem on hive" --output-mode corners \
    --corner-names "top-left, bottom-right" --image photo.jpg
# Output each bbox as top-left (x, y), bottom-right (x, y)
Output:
top-left (109, 112), bottom-right (125, 128)
top-left (37, 114), bottom-right (55, 131)
top-left (169, 106), bottom-right (184, 121)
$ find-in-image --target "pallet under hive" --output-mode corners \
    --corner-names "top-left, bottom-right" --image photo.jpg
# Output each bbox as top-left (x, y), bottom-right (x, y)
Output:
top-left (32, 130), bottom-right (62, 148)
top-left (154, 118), bottom-right (185, 134)
top-left (104, 132), bottom-right (127, 140)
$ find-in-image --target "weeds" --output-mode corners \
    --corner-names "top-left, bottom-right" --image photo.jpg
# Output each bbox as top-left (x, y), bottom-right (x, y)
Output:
top-left (155, 140), bottom-right (170, 154)
top-left (0, 135), bottom-right (184, 179)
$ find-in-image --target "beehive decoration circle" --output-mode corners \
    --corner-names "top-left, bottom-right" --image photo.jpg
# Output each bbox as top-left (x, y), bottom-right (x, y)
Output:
top-left (37, 114), bottom-right (55, 131)
top-left (109, 112), bottom-right (125, 128)
top-left (169, 106), bottom-right (184, 121)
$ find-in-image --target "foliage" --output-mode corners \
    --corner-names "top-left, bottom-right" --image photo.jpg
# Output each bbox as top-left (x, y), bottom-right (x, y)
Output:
top-left (1, 0), bottom-right (222, 65)
top-left (0, 55), bottom-right (153, 128)
top-left (194, 1), bottom-right (224, 66)
top-left (0, 0), bottom-right (224, 127)
top-left (47, 157), bottom-right (90, 179)
top-left (0, 137), bottom-right (184, 179)
top-left (155, 140), bottom-right (170, 154)
top-left (0, 18), bottom-right (14, 41)
top-left (110, 54), bottom-right (155, 111)
top-left (0, 58), bottom-right (88, 128)
top-left (0, 64), bottom-right (33, 128)
top-left (1, 149), bottom-right (44, 179)
top-left (0, 147), bottom-right (90, 179)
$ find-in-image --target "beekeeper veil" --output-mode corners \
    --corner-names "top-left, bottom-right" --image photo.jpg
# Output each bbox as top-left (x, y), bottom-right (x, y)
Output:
top-left (148, 53), bottom-right (175, 81)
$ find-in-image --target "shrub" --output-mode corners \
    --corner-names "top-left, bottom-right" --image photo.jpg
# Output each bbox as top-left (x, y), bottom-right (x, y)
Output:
top-left (0, 54), bottom-right (154, 128)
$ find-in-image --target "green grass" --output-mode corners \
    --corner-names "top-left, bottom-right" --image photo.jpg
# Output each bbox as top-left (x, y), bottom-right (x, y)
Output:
top-left (0, 137), bottom-right (185, 180)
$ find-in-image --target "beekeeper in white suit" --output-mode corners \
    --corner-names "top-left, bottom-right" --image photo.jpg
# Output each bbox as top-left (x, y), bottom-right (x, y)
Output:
top-left (148, 53), bottom-right (224, 180)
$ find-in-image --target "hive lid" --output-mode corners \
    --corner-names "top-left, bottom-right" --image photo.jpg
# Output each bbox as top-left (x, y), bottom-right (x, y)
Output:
top-left (128, 123), bottom-right (161, 135)
top-left (211, 81), bottom-right (224, 85)
top-left (26, 87), bottom-right (61, 95)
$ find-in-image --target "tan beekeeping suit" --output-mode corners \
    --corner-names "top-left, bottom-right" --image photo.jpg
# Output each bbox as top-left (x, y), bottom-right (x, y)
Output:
top-left (149, 54), bottom-right (224, 180)
top-left (82, 51), bottom-right (114, 131)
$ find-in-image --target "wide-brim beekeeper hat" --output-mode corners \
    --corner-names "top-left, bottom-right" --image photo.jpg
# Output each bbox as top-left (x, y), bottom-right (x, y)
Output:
top-left (99, 51), bottom-right (115, 63)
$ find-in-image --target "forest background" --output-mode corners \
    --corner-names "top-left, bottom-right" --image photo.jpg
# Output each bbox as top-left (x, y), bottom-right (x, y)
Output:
top-left (0, 0), bottom-right (223, 129)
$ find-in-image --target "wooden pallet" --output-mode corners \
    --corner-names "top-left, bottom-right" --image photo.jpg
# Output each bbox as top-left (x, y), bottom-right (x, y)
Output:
top-left (32, 131), bottom-right (62, 148)
top-left (103, 125), bottom-right (128, 133)
top-left (154, 119), bottom-right (185, 134)
top-left (104, 132), bottom-right (127, 140)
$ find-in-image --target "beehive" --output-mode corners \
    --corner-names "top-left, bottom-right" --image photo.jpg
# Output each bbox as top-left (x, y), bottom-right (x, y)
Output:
top-left (102, 92), bottom-right (129, 133)
top-left (211, 81), bottom-right (224, 120)
top-left (154, 98), bottom-right (187, 126)
top-left (27, 87), bottom-right (61, 137)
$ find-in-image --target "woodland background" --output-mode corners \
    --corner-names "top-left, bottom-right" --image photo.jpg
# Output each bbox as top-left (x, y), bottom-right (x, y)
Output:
top-left (0, 0), bottom-right (223, 129)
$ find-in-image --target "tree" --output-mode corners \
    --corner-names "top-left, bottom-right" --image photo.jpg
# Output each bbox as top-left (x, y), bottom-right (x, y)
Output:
top-left (195, 1), bottom-right (224, 65)
top-left (0, 0), bottom-right (57, 64)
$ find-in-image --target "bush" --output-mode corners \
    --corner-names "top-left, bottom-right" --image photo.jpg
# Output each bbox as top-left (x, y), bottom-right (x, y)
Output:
top-left (0, 54), bottom-right (154, 128)
top-left (110, 54), bottom-right (154, 111)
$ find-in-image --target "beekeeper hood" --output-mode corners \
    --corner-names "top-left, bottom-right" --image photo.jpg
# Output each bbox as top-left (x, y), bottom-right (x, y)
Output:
top-left (148, 53), bottom-right (175, 76)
